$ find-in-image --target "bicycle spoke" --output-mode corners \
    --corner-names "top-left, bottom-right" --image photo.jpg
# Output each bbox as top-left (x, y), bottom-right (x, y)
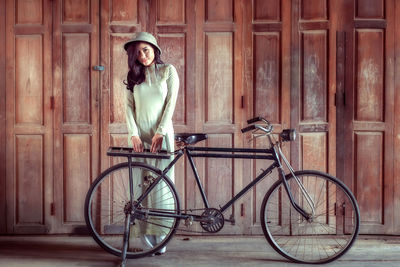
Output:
top-left (85, 163), bottom-right (180, 259)
top-left (261, 170), bottom-right (359, 264)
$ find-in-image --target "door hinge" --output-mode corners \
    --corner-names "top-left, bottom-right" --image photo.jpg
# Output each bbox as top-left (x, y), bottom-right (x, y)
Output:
top-left (241, 95), bottom-right (245, 108)
top-left (334, 92), bottom-right (345, 107)
top-left (50, 96), bottom-right (55, 110)
top-left (50, 203), bottom-right (55, 216)
top-left (343, 92), bottom-right (346, 106)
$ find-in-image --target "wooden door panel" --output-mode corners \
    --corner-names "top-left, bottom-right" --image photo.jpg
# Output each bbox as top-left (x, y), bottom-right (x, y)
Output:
top-left (253, 0), bottom-right (280, 21)
top-left (110, 34), bottom-right (129, 126)
top-left (6, 0), bottom-right (53, 234)
top-left (53, 0), bottom-right (99, 233)
top-left (354, 133), bottom-right (384, 224)
top-left (16, 0), bottom-right (43, 24)
top-left (356, 0), bottom-right (384, 18)
top-left (63, 135), bottom-right (91, 223)
top-left (157, 0), bottom-right (185, 24)
top-left (355, 30), bottom-right (384, 121)
top-left (244, 0), bottom-right (290, 234)
top-left (16, 136), bottom-right (44, 225)
top-left (353, 27), bottom-right (385, 227)
top-left (111, 0), bottom-right (138, 23)
top-left (254, 33), bottom-right (280, 123)
top-left (301, 31), bottom-right (327, 122)
top-left (63, 34), bottom-right (91, 123)
top-left (339, 0), bottom-right (395, 234)
top-left (205, 33), bottom-right (233, 124)
top-left (292, 0), bottom-right (334, 181)
top-left (299, 28), bottom-right (330, 173)
top-left (205, 0), bottom-right (233, 22)
top-left (15, 36), bottom-right (44, 124)
top-left (193, 0), bottom-right (244, 234)
top-left (301, 0), bottom-right (327, 20)
top-left (63, 0), bottom-right (90, 23)
top-left (301, 133), bottom-right (327, 172)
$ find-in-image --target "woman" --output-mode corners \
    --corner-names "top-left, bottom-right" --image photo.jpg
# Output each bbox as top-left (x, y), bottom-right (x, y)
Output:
top-left (124, 32), bottom-right (179, 255)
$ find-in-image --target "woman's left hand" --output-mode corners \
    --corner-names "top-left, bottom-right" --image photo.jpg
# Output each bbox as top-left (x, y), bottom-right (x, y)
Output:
top-left (151, 133), bottom-right (164, 153)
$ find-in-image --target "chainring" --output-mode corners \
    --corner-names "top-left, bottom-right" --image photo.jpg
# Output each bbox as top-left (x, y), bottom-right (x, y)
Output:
top-left (200, 208), bottom-right (224, 233)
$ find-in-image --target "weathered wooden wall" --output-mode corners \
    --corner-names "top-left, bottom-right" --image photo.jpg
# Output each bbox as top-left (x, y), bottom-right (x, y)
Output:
top-left (1, 0), bottom-right (400, 235)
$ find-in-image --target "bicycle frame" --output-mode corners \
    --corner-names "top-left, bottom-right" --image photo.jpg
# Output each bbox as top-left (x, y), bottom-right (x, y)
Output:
top-left (133, 141), bottom-right (312, 223)
top-left (89, 120), bottom-right (360, 265)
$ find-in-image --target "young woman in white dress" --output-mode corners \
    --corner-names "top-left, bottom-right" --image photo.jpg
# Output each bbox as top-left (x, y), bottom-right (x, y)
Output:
top-left (124, 32), bottom-right (179, 256)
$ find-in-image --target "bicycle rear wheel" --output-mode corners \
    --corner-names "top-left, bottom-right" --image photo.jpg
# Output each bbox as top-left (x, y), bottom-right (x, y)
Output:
top-left (85, 162), bottom-right (180, 258)
top-left (261, 170), bottom-right (360, 264)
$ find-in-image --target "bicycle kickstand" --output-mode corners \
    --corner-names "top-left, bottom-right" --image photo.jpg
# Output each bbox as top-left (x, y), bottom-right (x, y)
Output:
top-left (120, 213), bottom-right (131, 267)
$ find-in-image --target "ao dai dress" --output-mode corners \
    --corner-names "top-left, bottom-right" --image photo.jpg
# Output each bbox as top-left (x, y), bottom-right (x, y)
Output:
top-left (125, 63), bottom-right (179, 236)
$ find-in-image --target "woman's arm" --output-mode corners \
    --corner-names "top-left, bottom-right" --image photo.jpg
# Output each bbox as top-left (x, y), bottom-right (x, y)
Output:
top-left (126, 90), bottom-right (143, 152)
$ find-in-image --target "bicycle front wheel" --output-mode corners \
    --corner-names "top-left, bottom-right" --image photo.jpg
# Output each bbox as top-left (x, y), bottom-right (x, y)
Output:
top-left (261, 170), bottom-right (360, 264)
top-left (85, 162), bottom-right (180, 258)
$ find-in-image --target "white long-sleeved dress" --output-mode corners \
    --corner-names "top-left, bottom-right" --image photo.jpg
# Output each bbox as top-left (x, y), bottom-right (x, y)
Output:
top-left (126, 63), bottom-right (179, 154)
top-left (125, 63), bottom-right (179, 236)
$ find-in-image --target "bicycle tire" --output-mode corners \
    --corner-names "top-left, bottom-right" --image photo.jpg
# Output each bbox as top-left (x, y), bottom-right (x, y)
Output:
top-left (261, 170), bottom-right (360, 264)
top-left (85, 162), bottom-right (180, 259)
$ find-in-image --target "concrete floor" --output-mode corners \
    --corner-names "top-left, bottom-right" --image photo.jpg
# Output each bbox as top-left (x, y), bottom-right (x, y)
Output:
top-left (0, 235), bottom-right (400, 267)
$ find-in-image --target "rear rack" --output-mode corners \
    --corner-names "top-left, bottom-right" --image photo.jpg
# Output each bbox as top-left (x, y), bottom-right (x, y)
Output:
top-left (107, 147), bottom-right (171, 159)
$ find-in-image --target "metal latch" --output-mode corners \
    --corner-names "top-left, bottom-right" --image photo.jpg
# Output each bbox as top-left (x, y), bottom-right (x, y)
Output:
top-left (93, 65), bottom-right (105, 71)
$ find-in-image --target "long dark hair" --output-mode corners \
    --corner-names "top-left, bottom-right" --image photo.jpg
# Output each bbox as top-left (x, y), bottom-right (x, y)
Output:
top-left (124, 42), bottom-right (163, 92)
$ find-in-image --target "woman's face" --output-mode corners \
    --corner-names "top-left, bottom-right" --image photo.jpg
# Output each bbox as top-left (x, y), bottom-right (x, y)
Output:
top-left (136, 42), bottom-right (155, 66)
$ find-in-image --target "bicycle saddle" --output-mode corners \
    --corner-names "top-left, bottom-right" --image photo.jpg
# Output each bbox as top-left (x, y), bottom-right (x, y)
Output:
top-left (175, 133), bottom-right (208, 145)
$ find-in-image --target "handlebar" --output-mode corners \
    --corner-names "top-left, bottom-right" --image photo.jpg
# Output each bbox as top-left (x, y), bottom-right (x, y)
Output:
top-left (241, 116), bottom-right (272, 134)
top-left (247, 116), bottom-right (263, 124)
top-left (241, 125), bottom-right (256, 133)
top-left (241, 117), bottom-right (296, 142)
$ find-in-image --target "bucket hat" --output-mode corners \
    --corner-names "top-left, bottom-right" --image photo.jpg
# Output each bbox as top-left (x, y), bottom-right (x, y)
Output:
top-left (123, 32), bottom-right (162, 55)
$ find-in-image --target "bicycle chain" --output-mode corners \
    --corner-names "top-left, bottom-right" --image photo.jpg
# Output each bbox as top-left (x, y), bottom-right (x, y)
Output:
top-left (133, 208), bottom-right (219, 234)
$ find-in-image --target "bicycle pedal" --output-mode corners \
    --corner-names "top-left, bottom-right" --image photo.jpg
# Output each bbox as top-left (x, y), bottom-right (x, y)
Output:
top-left (225, 214), bottom-right (235, 225)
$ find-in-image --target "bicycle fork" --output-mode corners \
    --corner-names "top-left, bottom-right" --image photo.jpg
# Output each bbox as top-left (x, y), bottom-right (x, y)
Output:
top-left (272, 143), bottom-right (315, 221)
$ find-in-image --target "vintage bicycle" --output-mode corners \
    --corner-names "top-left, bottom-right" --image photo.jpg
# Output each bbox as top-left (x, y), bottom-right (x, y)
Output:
top-left (84, 117), bottom-right (360, 266)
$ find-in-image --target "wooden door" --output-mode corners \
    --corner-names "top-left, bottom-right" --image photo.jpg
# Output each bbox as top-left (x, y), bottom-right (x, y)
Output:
top-left (338, 0), bottom-right (395, 234)
top-left (5, 0), bottom-right (53, 233)
top-left (52, 0), bottom-right (100, 233)
top-left (99, 0), bottom-right (197, 216)
top-left (243, 0), bottom-right (340, 235)
top-left (290, 0), bottom-right (337, 177)
top-left (188, 0), bottom-right (245, 234)
top-left (242, 0), bottom-right (291, 234)
top-left (100, 0), bottom-right (245, 234)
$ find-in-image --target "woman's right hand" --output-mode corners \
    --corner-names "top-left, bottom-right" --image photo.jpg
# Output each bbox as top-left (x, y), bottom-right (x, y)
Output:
top-left (131, 136), bottom-right (144, 152)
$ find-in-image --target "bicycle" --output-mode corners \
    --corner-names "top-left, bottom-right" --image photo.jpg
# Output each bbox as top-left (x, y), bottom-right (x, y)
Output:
top-left (84, 117), bottom-right (360, 266)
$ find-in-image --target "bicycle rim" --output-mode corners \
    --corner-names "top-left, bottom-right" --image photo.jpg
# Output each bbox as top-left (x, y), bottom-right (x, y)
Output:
top-left (261, 170), bottom-right (360, 264)
top-left (85, 162), bottom-right (180, 258)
